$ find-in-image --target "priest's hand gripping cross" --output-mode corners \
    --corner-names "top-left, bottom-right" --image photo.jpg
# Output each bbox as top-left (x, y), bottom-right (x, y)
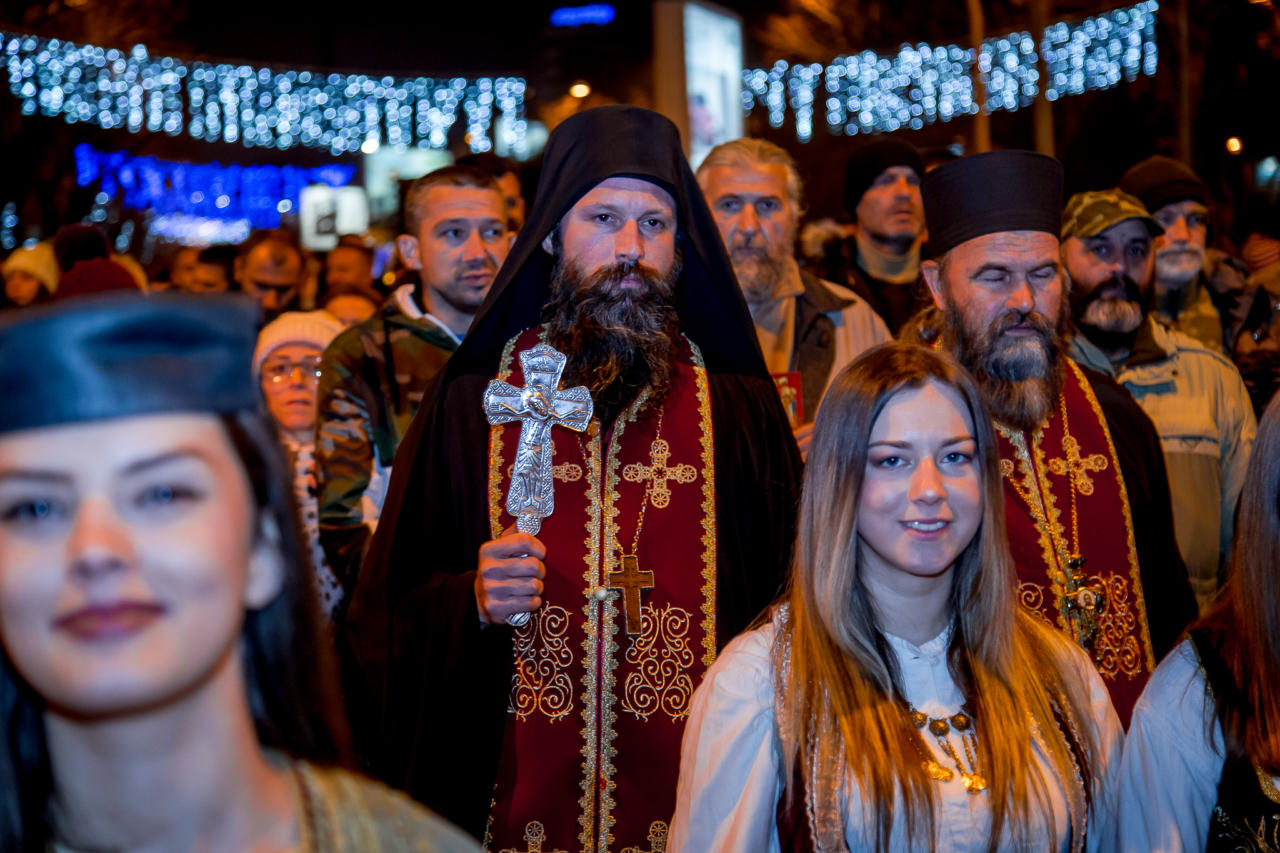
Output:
top-left (483, 344), bottom-right (593, 628)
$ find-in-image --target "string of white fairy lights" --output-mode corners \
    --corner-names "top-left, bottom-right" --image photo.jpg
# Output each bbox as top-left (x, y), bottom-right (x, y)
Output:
top-left (744, 0), bottom-right (1159, 141)
top-left (0, 32), bottom-right (526, 156)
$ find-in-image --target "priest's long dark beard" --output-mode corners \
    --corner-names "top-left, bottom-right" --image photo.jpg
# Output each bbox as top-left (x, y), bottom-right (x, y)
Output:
top-left (544, 252), bottom-right (683, 425)
top-left (946, 304), bottom-right (1070, 433)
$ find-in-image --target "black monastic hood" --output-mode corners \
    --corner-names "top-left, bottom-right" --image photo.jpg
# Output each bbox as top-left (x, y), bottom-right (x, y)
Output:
top-left (444, 103), bottom-right (768, 383)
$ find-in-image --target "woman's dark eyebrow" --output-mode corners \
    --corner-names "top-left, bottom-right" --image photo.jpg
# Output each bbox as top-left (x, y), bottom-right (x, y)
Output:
top-left (119, 448), bottom-right (209, 477)
top-left (0, 469), bottom-right (72, 485)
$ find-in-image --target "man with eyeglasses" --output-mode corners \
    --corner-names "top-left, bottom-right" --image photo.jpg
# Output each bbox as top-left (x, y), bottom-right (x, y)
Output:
top-left (1121, 155), bottom-right (1253, 354)
top-left (235, 229), bottom-right (309, 323)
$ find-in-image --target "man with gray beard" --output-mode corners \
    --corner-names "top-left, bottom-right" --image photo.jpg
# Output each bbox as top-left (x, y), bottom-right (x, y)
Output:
top-left (1121, 155), bottom-right (1253, 354)
top-left (1062, 189), bottom-right (1256, 614)
top-left (696, 138), bottom-right (888, 455)
top-left (915, 150), bottom-right (1196, 724)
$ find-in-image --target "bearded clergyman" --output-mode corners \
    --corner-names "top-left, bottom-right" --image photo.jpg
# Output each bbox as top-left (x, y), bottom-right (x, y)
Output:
top-left (342, 106), bottom-right (802, 851)
top-left (911, 150), bottom-right (1198, 724)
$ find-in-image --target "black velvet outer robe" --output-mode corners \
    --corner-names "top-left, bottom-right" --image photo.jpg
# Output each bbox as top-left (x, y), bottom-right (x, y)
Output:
top-left (341, 106), bottom-right (803, 839)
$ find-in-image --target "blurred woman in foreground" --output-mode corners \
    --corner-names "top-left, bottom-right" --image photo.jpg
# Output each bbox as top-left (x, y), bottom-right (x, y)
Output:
top-left (0, 292), bottom-right (476, 851)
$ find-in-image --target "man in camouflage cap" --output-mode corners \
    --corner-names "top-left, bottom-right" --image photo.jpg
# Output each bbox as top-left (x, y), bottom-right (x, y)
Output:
top-left (1063, 188), bottom-right (1256, 613)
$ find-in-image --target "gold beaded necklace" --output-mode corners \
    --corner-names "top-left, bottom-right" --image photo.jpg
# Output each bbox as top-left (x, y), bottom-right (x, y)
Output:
top-left (905, 703), bottom-right (988, 795)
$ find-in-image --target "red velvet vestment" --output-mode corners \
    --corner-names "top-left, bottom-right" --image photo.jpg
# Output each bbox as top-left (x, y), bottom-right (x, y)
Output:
top-left (486, 327), bottom-right (717, 853)
top-left (996, 360), bottom-right (1156, 723)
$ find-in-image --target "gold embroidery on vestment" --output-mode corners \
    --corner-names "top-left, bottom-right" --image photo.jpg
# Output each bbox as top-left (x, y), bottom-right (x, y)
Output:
top-left (590, 388), bottom-right (650, 851)
top-left (576, 422), bottom-right (604, 850)
top-left (621, 604), bottom-right (695, 721)
top-left (510, 605), bottom-right (575, 721)
top-left (1211, 807), bottom-right (1280, 852)
top-left (499, 820), bottom-right (569, 853)
top-left (553, 462), bottom-right (583, 482)
top-left (621, 821), bottom-right (669, 853)
top-left (622, 438), bottom-right (697, 509)
top-left (997, 381), bottom-right (1147, 680)
top-left (489, 334), bottom-right (521, 539)
top-left (689, 339), bottom-right (718, 668)
top-left (1069, 360), bottom-right (1156, 673)
top-left (1046, 435), bottom-right (1108, 496)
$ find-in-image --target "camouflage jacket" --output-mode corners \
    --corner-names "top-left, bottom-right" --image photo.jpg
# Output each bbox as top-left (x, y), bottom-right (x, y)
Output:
top-left (315, 288), bottom-right (458, 591)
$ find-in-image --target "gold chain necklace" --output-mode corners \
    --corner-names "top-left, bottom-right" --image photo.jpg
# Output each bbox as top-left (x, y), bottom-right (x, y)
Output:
top-left (580, 402), bottom-right (666, 635)
top-left (906, 703), bottom-right (988, 795)
top-left (998, 396), bottom-right (1104, 644)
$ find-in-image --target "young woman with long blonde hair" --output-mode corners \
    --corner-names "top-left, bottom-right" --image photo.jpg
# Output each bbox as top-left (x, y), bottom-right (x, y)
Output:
top-left (670, 343), bottom-right (1122, 852)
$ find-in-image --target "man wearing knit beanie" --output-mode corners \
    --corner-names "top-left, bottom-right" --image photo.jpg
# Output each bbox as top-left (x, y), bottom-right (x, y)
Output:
top-left (839, 138), bottom-right (932, 334)
top-left (1120, 155), bottom-right (1252, 353)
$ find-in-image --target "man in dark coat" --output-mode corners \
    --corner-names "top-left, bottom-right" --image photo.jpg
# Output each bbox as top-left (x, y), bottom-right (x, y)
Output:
top-left (343, 105), bottom-right (802, 849)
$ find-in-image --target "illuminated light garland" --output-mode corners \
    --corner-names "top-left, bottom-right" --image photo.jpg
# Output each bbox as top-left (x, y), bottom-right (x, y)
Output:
top-left (745, 0), bottom-right (1158, 141)
top-left (0, 32), bottom-right (527, 156)
top-left (73, 143), bottom-right (355, 229)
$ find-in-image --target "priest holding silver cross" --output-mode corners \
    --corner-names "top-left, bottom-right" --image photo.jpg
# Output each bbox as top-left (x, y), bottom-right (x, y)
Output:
top-left (344, 106), bottom-right (802, 852)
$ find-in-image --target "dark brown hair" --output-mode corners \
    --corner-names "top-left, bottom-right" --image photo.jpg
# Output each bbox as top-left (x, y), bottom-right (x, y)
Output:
top-left (0, 409), bottom-right (351, 850)
top-left (402, 164), bottom-right (503, 236)
top-left (1198, 391), bottom-right (1280, 768)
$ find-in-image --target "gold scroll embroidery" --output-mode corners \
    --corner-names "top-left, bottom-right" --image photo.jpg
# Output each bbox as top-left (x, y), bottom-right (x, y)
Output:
top-left (998, 388), bottom-right (1146, 680)
top-left (1210, 808), bottom-right (1280, 852)
top-left (1091, 574), bottom-right (1143, 680)
top-left (621, 604), bottom-right (695, 721)
top-left (510, 605), bottom-right (575, 721)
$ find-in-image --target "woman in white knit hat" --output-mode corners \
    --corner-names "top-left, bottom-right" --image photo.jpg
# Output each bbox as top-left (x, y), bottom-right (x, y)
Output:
top-left (254, 310), bottom-right (346, 617)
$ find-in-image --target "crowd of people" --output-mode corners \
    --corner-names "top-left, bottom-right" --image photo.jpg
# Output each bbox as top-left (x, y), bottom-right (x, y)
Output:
top-left (1, 103), bottom-right (1279, 851)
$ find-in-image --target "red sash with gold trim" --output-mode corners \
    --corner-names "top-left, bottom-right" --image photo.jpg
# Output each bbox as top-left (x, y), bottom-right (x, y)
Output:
top-left (485, 326), bottom-right (716, 853)
top-left (996, 360), bottom-right (1156, 723)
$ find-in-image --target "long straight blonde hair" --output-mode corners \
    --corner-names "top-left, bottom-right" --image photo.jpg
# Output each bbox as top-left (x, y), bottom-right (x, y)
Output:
top-left (777, 343), bottom-right (1100, 852)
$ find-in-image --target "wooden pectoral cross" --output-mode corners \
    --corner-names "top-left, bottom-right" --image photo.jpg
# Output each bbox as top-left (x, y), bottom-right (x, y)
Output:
top-left (483, 344), bottom-right (593, 535)
top-left (608, 554), bottom-right (654, 635)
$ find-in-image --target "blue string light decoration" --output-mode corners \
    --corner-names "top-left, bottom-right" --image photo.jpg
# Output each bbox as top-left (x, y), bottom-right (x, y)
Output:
top-left (1, 33), bottom-right (526, 156)
top-left (745, 0), bottom-right (1159, 141)
top-left (73, 143), bottom-right (355, 232)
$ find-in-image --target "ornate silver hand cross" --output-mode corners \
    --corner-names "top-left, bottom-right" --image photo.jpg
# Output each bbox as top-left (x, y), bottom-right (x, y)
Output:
top-left (483, 344), bottom-right (594, 536)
